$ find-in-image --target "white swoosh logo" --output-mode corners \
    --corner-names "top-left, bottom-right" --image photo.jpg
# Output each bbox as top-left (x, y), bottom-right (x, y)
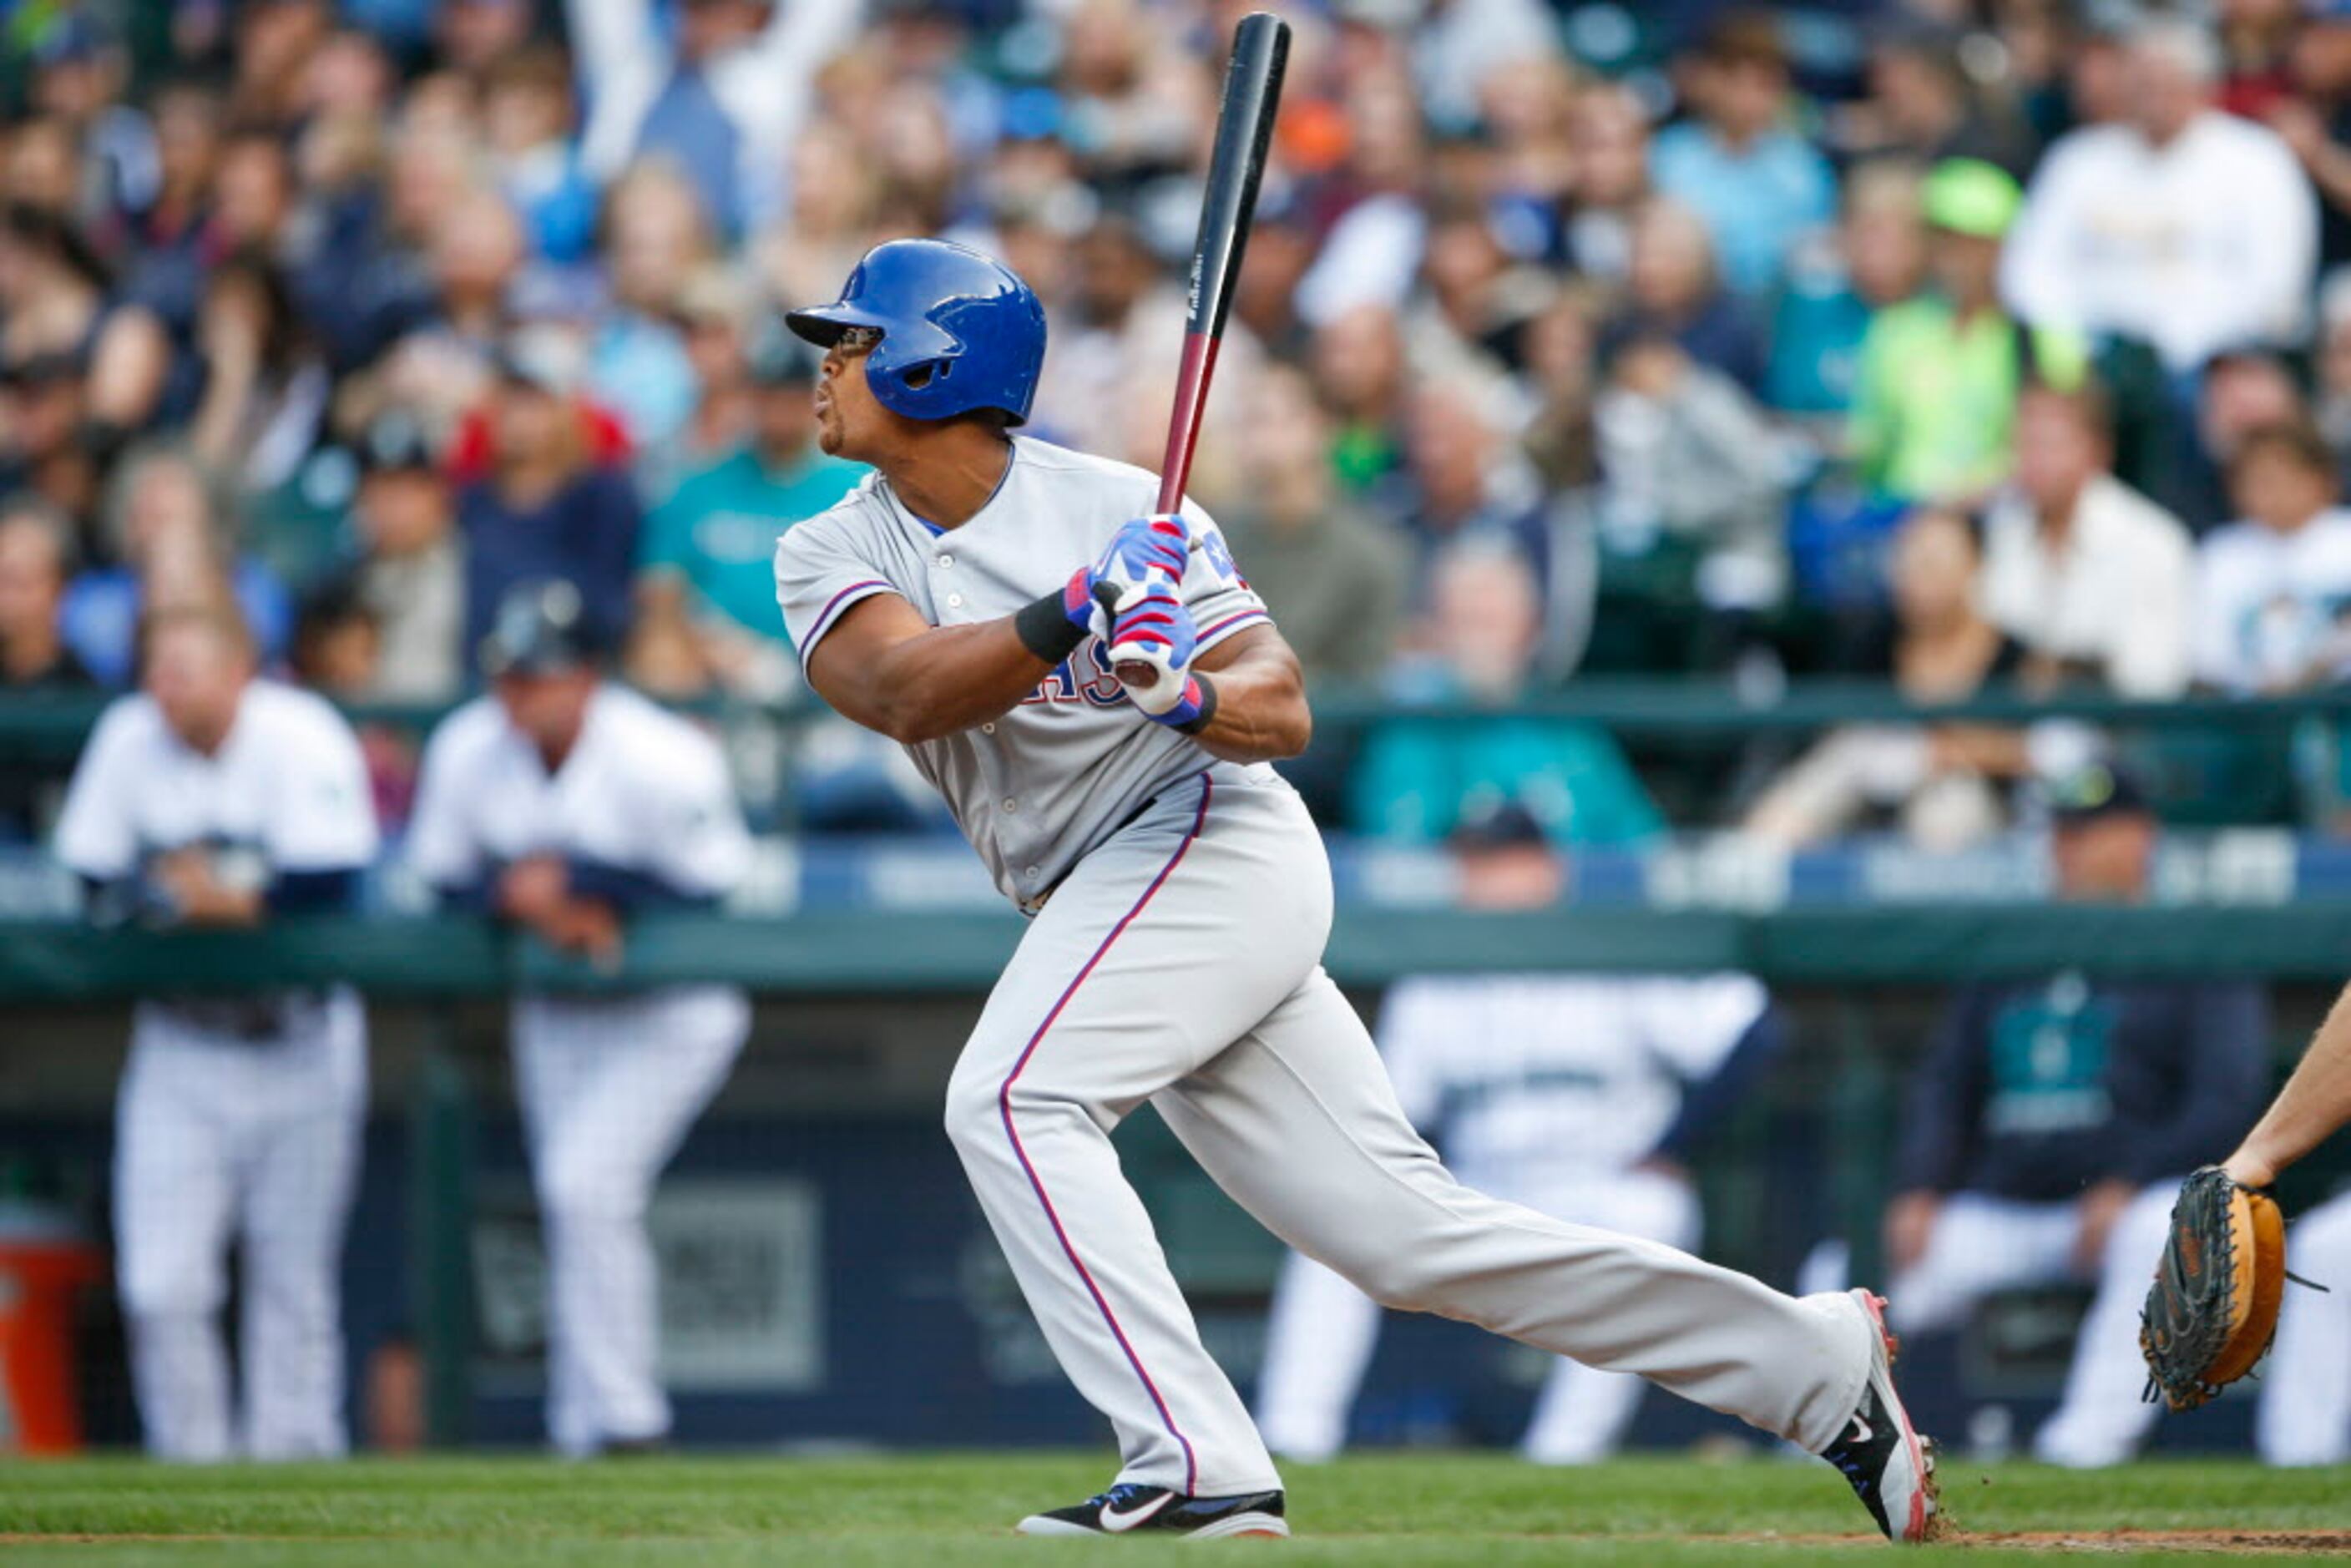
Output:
top-left (1100, 1493), bottom-right (1175, 1533)
top-left (1846, 1414), bottom-right (1873, 1445)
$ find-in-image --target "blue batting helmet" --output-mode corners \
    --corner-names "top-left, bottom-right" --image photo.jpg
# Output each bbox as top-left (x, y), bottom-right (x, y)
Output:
top-left (786, 239), bottom-right (1047, 426)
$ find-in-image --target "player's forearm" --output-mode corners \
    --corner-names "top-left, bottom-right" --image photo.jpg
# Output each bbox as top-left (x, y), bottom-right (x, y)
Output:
top-left (2227, 982), bottom-right (2351, 1186)
top-left (1185, 634), bottom-right (1311, 764)
top-left (861, 619), bottom-right (1058, 744)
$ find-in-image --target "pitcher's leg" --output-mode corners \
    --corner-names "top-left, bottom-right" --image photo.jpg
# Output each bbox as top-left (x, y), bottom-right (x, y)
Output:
top-left (943, 778), bottom-right (1317, 1497)
top-left (1254, 1250), bottom-right (1383, 1462)
top-left (2034, 1182), bottom-right (2179, 1467)
top-left (1156, 973), bottom-right (1871, 1452)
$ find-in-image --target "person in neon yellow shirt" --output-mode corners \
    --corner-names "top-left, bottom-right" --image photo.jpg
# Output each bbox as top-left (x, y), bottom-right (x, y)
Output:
top-left (1849, 159), bottom-right (2086, 504)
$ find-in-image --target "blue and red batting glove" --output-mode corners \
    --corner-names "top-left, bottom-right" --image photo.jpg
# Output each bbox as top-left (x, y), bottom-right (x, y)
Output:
top-left (1105, 584), bottom-right (1214, 728)
top-left (1054, 513), bottom-right (1193, 642)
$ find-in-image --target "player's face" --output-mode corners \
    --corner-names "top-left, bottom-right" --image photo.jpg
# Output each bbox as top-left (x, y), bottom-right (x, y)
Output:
top-left (813, 330), bottom-right (887, 462)
top-left (2053, 813), bottom-right (2156, 902)
top-left (144, 621), bottom-right (252, 755)
top-left (494, 666), bottom-right (597, 754)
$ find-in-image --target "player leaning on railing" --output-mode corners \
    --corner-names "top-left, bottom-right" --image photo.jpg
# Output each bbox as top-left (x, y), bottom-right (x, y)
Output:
top-left (770, 236), bottom-right (1942, 1543)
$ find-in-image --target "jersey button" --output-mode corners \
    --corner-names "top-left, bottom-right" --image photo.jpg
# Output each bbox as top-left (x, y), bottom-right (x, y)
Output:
top-left (1001, 797), bottom-right (1017, 813)
top-left (948, 593), bottom-right (965, 609)
top-left (1025, 867), bottom-right (1040, 880)
top-left (936, 554), bottom-right (954, 568)
top-left (981, 722), bottom-right (996, 734)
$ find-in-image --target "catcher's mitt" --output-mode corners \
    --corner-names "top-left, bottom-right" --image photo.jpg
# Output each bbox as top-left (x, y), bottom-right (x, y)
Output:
top-left (2140, 1166), bottom-right (2288, 1412)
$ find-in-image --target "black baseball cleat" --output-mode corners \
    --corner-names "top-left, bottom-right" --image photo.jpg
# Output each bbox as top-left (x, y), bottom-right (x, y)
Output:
top-left (1014, 1482), bottom-right (1289, 1539)
top-left (1818, 1290), bottom-right (1940, 1545)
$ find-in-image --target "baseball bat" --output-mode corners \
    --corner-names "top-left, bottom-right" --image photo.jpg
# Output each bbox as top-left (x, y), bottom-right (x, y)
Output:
top-left (1117, 10), bottom-right (1291, 689)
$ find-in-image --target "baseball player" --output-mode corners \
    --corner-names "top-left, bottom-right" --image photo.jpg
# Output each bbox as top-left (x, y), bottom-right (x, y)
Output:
top-left (406, 580), bottom-right (751, 1457)
top-left (1256, 807), bottom-right (1779, 1464)
top-left (773, 238), bottom-right (1936, 1541)
top-left (53, 602), bottom-right (377, 1460)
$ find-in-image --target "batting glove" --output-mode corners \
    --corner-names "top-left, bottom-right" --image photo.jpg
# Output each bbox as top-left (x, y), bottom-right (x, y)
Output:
top-left (1105, 584), bottom-right (1215, 728)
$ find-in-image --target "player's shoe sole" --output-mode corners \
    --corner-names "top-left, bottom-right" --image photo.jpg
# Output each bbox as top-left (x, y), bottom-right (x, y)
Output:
top-left (1820, 1288), bottom-right (1941, 1545)
top-left (1015, 1483), bottom-right (1290, 1539)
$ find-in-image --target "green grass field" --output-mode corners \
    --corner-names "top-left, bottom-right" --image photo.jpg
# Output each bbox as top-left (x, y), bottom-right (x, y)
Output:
top-left (3, 1451), bottom-right (2347, 1565)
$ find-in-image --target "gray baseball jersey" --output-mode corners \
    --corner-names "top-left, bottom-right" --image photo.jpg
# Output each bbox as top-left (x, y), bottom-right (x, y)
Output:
top-left (772, 435), bottom-right (1274, 908)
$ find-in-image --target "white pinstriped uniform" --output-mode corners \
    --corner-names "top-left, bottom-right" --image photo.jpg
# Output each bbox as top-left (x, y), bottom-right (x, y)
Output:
top-left (777, 437), bottom-right (1878, 1496)
top-left (53, 682), bottom-right (377, 1460)
top-left (407, 686), bottom-right (751, 1454)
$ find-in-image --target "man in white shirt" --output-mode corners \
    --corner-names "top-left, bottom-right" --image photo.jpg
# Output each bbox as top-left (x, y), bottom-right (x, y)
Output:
top-left (2000, 18), bottom-right (2317, 373)
top-left (53, 603), bottom-right (378, 1460)
top-left (1979, 382), bottom-right (2196, 696)
top-left (2192, 419), bottom-right (2351, 692)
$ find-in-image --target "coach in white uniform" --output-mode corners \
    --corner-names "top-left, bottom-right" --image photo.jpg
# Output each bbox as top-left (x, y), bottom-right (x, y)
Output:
top-left (1256, 807), bottom-right (1778, 1464)
top-left (771, 240), bottom-right (1937, 1542)
top-left (53, 603), bottom-right (377, 1460)
top-left (407, 580), bottom-right (751, 1456)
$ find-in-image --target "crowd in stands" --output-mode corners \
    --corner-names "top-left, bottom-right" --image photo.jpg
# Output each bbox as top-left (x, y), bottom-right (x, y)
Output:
top-left (9, 0), bottom-right (2351, 851)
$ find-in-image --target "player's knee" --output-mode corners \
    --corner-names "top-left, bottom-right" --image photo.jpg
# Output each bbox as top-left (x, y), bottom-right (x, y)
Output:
top-left (535, 1151), bottom-right (637, 1228)
top-left (118, 1252), bottom-right (225, 1322)
top-left (942, 1060), bottom-right (1006, 1160)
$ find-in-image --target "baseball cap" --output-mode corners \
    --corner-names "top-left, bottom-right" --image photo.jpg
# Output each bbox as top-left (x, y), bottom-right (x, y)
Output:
top-left (479, 578), bottom-right (609, 677)
top-left (2047, 762), bottom-right (2152, 825)
top-left (1449, 798), bottom-right (1550, 852)
top-left (1923, 159), bottom-right (2021, 240)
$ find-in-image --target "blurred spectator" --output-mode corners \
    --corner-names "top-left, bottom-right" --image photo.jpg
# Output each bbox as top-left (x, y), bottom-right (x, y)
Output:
top-left (0, 350), bottom-right (101, 527)
top-left (1609, 196), bottom-right (1766, 395)
top-left (1594, 331), bottom-right (1789, 640)
top-left (1765, 160), bottom-right (1926, 425)
top-left (1216, 364), bottom-right (1408, 690)
top-left (1746, 507), bottom-right (2022, 851)
top-left (589, 164), bottom-right (710, 452)
top-left (1838, 18), bottom-right (2035, 177)
top-left (1297, 67), bottom-right (1429, 328)
top-left (567, 0), bottom-right (862, 240)
top-left (1314, 302), bottom-right (1411, 493)
top-left (2177, 346), bottom-right (2313, 530)
top-left (458, 329), bottom-right (642, 657)
top-left (1882, 765), bottom-right (2270, 1468)
top-left (63, 445), bottom-right (293, 689)
top-left (2191, 421), bottom-right (2351, 694)
top-left (1979, 382), bottom-right (2195, 697)
top-left (2001, 18), bottom-right (2317, 374)
top-left (291, 576), bottom-right (384, 697)
top-left (1850, 159), bottom-right (2081, 506)
top-left (640, 264), bottom-right (758, 500)
top-left (1650, 11), bottom-right (1837, 301)
top-left (349, 418), bottom-right (465, 703)
top-left (631, 319), bottom-right (862, 699)
top-left (1031, 213), bottom-right (1189, 458)
top-left (1353, 541), bottom-right (1660, 847)
top-left (1256, 803), bottom-right (1777, 1464)
top-left (1390, 375), bottom-right (1550, 614)
top-left (1409, 197), bottom-right (1552, 378)
top-left (1560, 81), bottom-right (1652, 286)
top-left (481, 45), bottom-right (600, 268)
top-left (0, 497), bottom-right (93, 839)
top-left (188, 253), bottom-right (336, 579)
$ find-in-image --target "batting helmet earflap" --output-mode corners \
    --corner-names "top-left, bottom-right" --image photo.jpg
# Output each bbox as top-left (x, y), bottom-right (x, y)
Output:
top-left (786, 239), bottom-right (1048, 426)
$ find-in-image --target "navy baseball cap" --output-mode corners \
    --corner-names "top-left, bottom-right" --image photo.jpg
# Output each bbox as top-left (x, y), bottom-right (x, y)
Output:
top-left (480, 579), bottom-right (609, 677)
top-left (2048, 763), bottom-right (2152, 825)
